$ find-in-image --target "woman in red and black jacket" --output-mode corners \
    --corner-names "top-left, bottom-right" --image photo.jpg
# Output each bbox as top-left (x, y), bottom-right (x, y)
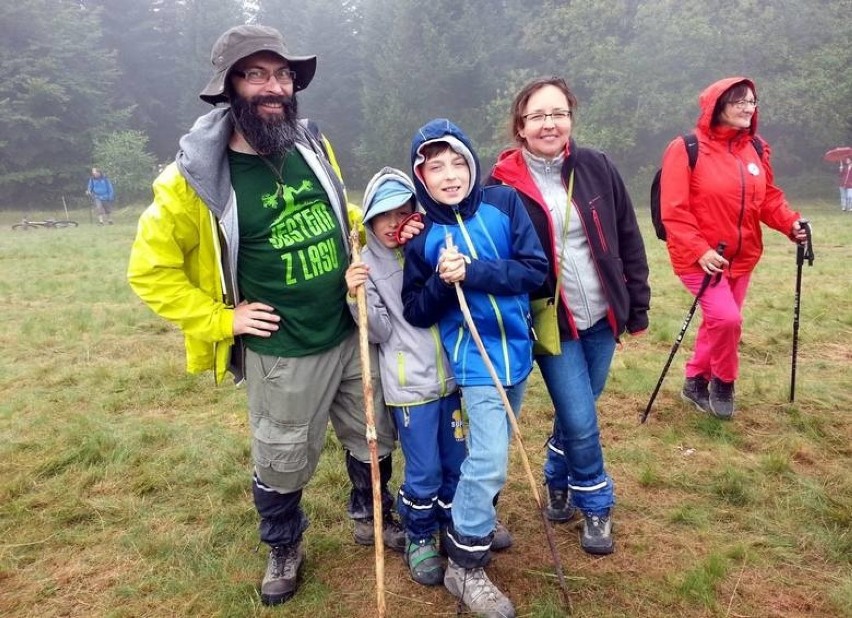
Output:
top-left (487, 76), bottom-right (650, 556)
top-left (660, 77), bottom-right (808, 419)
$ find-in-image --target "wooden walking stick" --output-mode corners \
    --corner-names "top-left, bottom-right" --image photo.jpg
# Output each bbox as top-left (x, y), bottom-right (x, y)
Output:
top-left (444, 235), bottom-right (572, 613)
top-left (349, 229), bottom-right (386, 618)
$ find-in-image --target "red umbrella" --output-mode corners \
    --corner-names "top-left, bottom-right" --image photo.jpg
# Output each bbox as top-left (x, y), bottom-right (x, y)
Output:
top-left (824, 147), bottom-right (852, 162)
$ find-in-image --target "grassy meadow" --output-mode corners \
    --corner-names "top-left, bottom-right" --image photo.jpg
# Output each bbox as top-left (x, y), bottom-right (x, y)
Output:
top-left (0, 201), bottom-right (850, 617)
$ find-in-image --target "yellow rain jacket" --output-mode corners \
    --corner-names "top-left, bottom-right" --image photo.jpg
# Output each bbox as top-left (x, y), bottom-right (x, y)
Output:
top-left (128, 109), bottom-right (360, 384)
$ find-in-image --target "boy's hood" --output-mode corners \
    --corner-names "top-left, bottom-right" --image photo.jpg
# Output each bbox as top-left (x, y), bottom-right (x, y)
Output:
top-left (409, 118), bottom-right (481, 225)
top-left (362, 167), bottom-right (417, 255)
top-left (362, 166), bottom-right (418, 221)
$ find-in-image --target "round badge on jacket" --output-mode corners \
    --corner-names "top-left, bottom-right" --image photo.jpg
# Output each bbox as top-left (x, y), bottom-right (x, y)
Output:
top-left (747, 162), bottom-right (761, 176)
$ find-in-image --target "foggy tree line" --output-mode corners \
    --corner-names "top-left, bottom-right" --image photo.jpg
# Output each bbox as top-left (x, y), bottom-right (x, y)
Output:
top-left (1, 0), bottom-right (849, 209)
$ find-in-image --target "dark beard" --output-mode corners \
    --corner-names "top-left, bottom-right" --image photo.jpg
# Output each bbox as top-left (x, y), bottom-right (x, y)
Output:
top-left (230, 93), bottom-right (300, 155)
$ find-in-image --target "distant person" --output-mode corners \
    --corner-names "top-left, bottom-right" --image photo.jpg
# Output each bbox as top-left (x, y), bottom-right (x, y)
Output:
top-left (487, 76), bottom-right (650, 556)
top-left (127, 24), bottom-right (405, 607)
top-left (402, 118), bottom-right (547, 617)
top-left (838, 157), bottom-right (852, 211)
top-left (86, 167), bottom-right (115, 225)
top-left (660, 76), bottom-right (809, 419)
top-left (344, 167), bottom-right (465, 587)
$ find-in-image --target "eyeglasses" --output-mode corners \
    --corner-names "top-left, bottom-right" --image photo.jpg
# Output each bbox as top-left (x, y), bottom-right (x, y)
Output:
top-left (233, 67), bottom-right (296, 86)
top-left (522, 110), bottom-right (573, 125)
top-left (729, 99), bottom-right (758, 109)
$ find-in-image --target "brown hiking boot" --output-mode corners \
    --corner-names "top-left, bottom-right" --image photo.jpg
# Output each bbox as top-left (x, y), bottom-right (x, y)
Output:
top-left (353, 516), bottom-right (406, 552)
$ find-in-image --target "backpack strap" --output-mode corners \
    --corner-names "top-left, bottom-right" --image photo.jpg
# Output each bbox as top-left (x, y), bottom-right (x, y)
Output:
top-left (751, 135), bottom-right (765, 160)
top-left (682, 133), bottom-right (699, 169)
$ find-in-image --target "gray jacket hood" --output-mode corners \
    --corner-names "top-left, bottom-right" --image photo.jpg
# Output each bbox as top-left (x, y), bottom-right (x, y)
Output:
top-left (176, 107), bottom-right (235, 218)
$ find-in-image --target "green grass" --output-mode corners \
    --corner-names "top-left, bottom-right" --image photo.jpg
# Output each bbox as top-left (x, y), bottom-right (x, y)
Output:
top-left (1, 201), bottom-right (850, 617)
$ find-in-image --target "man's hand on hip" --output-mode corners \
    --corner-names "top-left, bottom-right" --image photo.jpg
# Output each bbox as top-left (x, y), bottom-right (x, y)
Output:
top-left (233, 301), bottom-right (280, 337)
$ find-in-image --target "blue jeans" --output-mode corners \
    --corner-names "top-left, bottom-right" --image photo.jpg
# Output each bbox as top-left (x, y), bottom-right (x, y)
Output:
top-left (393, 393), bottom-right (466, 543)
top-left (538, 319), bottom-right (615, 515)
top-left (451, 380), bottom-right (527, 540)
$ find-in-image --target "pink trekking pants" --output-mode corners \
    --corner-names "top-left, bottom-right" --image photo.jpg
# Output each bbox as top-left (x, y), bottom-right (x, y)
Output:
top-left (678, 272), bottom-right (751, 383)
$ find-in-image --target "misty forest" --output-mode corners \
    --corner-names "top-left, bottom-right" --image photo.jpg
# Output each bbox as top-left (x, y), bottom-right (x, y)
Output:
top-left (0, 0), bottom-right (850, 210)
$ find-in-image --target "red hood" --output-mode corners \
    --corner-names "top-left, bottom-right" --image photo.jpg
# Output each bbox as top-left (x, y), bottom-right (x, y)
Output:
top-left (697, 76), bottom-right (759, 140)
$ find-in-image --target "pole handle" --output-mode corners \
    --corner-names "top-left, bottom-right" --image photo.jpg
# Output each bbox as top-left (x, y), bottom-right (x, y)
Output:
top-left (796, 220), bottom-right (815, 267)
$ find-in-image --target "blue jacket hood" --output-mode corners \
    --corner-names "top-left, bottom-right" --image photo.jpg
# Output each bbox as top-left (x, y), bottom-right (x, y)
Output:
top-left (410, 118), bottom-right (481, 225)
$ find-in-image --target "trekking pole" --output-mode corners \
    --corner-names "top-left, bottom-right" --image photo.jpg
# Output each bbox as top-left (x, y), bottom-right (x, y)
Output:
top-left (641, 242), bottom-right (726, 423)
top-left (790, 220), bottom-right (814, 402)
top-left (349, 229), bottom-right (386, 618)
top-left (445, 235), bottom-right (572, 613)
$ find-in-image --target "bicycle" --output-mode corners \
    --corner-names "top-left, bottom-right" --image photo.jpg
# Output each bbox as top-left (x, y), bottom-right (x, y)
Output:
top-left (11, 217), bottom-right (79, 230)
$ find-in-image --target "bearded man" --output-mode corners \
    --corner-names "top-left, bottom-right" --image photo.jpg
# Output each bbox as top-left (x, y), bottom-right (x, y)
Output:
top-left (127, 25), bottom-right (403, 606)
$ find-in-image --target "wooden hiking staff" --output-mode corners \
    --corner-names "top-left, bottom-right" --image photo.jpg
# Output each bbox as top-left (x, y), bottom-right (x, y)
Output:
top-left (444, 235), bottom-right (572, 613)
top-left (349, 229), bottom-right (386, 618)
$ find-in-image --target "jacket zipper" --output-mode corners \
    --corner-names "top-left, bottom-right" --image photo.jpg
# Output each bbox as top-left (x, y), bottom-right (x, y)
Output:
top-left (590, 197), bottom-right (609, 253)
top-left (453, 210), bottom-right (512, 385)
top-left (731, 141), bottom-right (746, 269)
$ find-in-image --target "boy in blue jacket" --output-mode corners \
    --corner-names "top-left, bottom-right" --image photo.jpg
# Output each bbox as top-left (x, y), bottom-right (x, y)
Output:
top-left (402, 119), bottom-right (547, 617)
top-left (345, 167), bottom-right (465, 587)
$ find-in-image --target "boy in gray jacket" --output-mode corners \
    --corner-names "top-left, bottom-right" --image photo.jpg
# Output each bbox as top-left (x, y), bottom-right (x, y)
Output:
top-left (345, 167), bottom-right (464, 586)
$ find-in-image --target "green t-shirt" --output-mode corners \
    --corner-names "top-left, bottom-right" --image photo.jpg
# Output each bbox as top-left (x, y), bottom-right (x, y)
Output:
top-left (230, 149), bottom-right (353, 357)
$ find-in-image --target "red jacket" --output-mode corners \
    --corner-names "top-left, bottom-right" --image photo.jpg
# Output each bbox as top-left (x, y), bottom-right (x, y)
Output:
top-left (839, 162), bottom-right (852, 189)
top-left (660, 77), bottom-right (800, 277)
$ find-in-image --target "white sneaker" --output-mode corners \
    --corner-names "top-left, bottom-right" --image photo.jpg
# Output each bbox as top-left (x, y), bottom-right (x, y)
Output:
top-left (444, 560), bottom-right (516, 618)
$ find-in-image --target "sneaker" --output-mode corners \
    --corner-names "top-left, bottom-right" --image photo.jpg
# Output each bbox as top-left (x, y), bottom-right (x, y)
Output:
top-left (260, 542), bottom-right (305, 606)
top-left (490, 520), bottom-right (513, 551)
top-left (709, 377), bottom-right (735, 419)
top-left (444, 560), bottom-right (516, 618)
top-left (580, 511), bottom-right (614, 555)
top-left (545, 486), bottom-right (576, 523)
top-left (353, 517), bottom-right (406, 553)
top-left (405, 538), bottom-right (444, 586)
top-left (681, 376), bottom-right (711, 413)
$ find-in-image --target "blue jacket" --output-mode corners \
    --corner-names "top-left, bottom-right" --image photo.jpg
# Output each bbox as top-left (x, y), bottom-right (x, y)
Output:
top-left (87, 175), bottom-right (114, 201)
top-left (402, 119), bottom-right (547, 387)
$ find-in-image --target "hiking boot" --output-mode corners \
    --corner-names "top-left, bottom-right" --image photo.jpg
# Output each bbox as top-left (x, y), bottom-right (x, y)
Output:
top-left (444, 560), bottom-right (516, 618)
top-left (545, 486), bottom-right (576, 523)
top-left (260, 542), bottom-right (304, 606)
top-left (681, 376), bottom-right (711, 413)
top-left (491, 520), bottom-right (513, 551)
top-left (709, 377), bottom-right (735, 419)
top-left (353, 517), bottom-right (406, 553)
top-left (405, 538), bottom-right (444, 586)
top-left (580, 511), bottom-right (614, 556)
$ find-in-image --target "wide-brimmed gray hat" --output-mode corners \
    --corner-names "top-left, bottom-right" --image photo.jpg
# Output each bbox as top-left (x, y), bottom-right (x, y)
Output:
top-left (199, 25), bottom-right (317, 105)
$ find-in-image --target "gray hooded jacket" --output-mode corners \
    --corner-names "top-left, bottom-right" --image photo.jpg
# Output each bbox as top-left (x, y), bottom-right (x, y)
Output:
top-left (348, 167), bottom-right (456, 406)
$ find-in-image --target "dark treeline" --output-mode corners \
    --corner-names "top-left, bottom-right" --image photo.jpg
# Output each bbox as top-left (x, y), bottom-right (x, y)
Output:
top-left (1, 0), bottom-right (849, 209)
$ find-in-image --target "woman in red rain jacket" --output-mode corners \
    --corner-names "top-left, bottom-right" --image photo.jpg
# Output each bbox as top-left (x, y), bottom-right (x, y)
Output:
top-left (660, 76), bottom-right (808, 419)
